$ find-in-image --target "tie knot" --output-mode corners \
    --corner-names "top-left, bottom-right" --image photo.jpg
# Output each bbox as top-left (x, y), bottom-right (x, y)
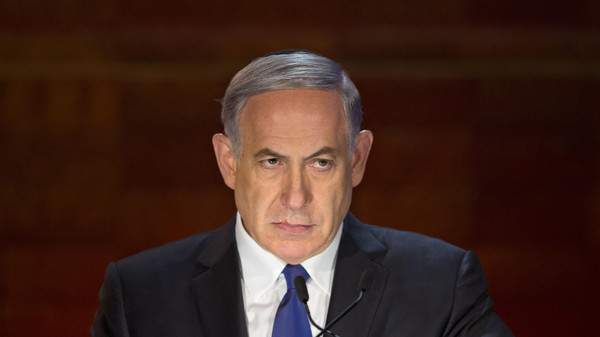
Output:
top-left (282, 264), bottom-right (309, 290)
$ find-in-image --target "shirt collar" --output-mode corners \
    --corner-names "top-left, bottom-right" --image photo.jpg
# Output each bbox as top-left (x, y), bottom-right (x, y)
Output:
top-left (235, 212), bottom-right (343, 300)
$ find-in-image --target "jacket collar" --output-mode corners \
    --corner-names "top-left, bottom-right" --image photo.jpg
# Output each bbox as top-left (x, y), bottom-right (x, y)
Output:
top-left (190, 216), bottom-right (249, 337)
top-left (325, 213), bottom-right (389, 337)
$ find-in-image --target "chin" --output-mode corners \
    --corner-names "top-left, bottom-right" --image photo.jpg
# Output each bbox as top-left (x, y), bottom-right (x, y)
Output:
top-left (274, 245), bottom-right (314, 264)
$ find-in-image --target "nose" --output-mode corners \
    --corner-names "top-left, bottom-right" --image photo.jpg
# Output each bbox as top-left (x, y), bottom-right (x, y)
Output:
top-left (281, 166), bottom-right (312, 209)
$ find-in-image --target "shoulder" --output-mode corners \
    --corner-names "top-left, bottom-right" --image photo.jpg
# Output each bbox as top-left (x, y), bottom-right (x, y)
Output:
top-left (365, 223), bottom-right (463, 256)
top-left (346, 213), bottom-right (465, 255)
top-left (114, 219), bottom-right (236, 281)
top-left (344, 215), bottom-right (486, 298)
top-left (118, 231), bottom-right (210, 269)
top-left (344, 214), bottom-right (469, 273)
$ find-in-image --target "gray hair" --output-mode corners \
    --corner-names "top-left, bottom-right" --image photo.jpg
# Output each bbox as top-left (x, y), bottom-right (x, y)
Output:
top-left (220, 50), bottom-right (362, 158)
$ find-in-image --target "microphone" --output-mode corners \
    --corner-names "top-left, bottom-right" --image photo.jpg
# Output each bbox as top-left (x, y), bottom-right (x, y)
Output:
top-left (357, 269), bottom-right (374, 293)
top-left (294, 269), bottom-right (374, 337)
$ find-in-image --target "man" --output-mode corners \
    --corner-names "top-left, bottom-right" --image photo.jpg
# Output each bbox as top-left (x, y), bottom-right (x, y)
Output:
top-left (92, 50), bottom-right (513, 337)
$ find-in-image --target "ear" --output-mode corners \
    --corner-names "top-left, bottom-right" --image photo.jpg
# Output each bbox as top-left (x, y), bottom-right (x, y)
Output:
top-left (212, 133), bottom-right (236, 190)
top-left (351, 130), bottom-right (373, 187)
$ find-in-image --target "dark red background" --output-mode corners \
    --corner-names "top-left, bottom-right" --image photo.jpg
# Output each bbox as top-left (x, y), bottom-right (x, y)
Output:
top-left (1, 1), bottom-right (599, 336)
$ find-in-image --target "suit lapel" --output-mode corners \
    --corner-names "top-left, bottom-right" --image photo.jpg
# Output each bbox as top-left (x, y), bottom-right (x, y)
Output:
top-left (190, 218), bottom-right (249, 337)
top-left (326, 213), bottom-right (389, 337)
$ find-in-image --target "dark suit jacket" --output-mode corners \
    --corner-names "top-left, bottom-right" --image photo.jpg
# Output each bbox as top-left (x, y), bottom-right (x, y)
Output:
top-left (91, 213), bottom-right (513, 337)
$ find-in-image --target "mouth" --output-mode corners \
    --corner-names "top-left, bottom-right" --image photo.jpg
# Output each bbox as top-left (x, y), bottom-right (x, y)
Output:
top-left (272, 221), bottom-right (314, 235)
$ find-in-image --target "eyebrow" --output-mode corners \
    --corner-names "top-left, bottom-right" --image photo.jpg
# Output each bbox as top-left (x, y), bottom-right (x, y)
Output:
top-left (253, 147), bottom-right (338, 161)
top-left (306, 147), bottom-right (338, 159)
top-left (253, 148), bottom-right (287, 160)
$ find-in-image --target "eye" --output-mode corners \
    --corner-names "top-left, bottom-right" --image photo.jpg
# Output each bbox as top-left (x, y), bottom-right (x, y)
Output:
top-left (261, 158), bottom-right (280, 167)
top-left (313, 159), bottom-right (331, 169)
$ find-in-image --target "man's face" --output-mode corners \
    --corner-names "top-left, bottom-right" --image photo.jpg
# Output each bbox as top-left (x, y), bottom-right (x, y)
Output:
top-left (227, 89), bottom-right (360, 264)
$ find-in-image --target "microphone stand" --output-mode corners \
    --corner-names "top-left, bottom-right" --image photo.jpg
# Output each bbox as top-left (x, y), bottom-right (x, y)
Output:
top-left (295, 269), bottom-right (373, 337)
top-left (314, 290), bottom-right (365, 337)
top-left (302, 302), bottom-right (337, 337)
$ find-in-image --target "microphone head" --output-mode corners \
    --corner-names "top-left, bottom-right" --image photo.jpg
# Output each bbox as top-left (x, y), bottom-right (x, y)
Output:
top-left (294, 276), bottom-right (309, 303)
top-left (358, 269), bottom-right (374, 292)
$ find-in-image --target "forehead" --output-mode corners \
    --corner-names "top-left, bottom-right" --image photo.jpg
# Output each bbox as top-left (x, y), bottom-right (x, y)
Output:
top-left (239, 89), bottom-right (347, 148)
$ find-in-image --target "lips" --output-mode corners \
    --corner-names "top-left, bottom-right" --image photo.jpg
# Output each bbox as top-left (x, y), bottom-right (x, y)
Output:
top-left (273, 221), bottom-right (313, 235)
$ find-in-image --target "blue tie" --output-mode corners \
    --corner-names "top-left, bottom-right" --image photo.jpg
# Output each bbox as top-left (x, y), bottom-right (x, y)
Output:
top-left (272, 264), bottom-right (312, 337)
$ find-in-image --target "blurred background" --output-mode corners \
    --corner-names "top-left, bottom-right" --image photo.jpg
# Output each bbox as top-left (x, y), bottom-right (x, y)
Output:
top-left (1, 1), bottom-right (599, 336)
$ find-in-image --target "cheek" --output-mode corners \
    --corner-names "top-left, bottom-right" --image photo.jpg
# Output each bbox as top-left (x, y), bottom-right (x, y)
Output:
top-left (316, 173), bottom-right (353, 218)
top-left (236, 175), bottom-right (279, 216)
top-left (313, 183), bottom-right (344, 214)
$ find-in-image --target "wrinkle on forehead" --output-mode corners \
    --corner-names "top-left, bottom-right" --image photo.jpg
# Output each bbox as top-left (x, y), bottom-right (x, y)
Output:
top-left (239, 89), bottom-right (348, 157)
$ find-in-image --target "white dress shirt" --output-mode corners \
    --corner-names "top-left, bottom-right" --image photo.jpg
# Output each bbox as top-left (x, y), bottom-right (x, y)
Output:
top-left (235, 212), bottom-right (343, 337)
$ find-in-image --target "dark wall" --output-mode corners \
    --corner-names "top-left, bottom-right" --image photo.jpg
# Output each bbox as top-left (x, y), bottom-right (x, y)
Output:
top-left (1, 1), bottom-right (599, 336)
